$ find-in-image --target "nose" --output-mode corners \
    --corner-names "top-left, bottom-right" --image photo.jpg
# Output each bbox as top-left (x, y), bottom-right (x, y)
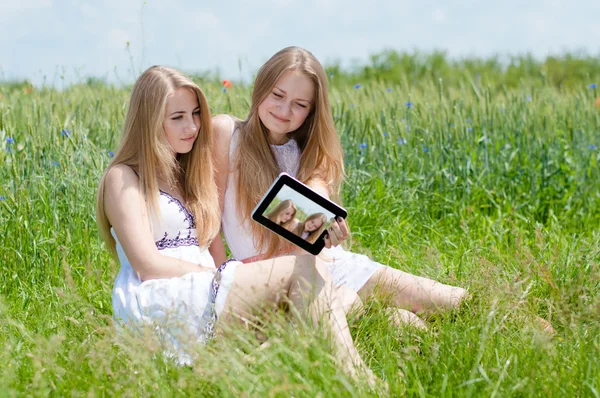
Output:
top-left (280, 101), bottom-right (293, 116)
top-left (188, 117), bottom-right (198, 132)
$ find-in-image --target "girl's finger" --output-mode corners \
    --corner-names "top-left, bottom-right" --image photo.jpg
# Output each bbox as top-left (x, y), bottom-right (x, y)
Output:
top-left (337, 217), bottom-right (350, 239)
top-left (329, 219), bottom-right (345, 242)
top-left (323, 234), bottom-right (332, 248)
top-left (328, 228), bottom-right (340, 246)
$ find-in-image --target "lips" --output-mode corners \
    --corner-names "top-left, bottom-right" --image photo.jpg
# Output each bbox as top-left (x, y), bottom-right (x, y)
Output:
top-left (270, 112), bottom-right (289, 123)
top-left (182, 135), bottom-right (196, 141)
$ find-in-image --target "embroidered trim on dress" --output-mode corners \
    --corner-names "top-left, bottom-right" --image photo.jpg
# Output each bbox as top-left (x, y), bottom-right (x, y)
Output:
top-left (159, 190), bottom-right (196, 228)
top-left (199, 259), bottom-right (237, 340)
top-left (155, 231), bottom-right (199, 250)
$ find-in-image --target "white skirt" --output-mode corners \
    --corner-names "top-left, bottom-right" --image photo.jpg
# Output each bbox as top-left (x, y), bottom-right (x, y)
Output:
top-left (322, 246), bottom-right (384, 292)
top-left (112, 259), bottom-right (240, 365)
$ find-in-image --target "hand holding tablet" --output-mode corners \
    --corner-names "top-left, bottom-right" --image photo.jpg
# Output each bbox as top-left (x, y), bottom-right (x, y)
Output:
top-left (252, 173), bottom-right (348, 255)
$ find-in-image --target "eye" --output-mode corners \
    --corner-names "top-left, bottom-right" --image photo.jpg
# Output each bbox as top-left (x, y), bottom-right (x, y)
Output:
top-left (172, 116), bottom-right (183, 120)
top-left (273, 92), bottom-right (283, 98)
top-left (296, 103), bottom-right (307, 109)
top-left (193, 110), bottom-right (201, 116)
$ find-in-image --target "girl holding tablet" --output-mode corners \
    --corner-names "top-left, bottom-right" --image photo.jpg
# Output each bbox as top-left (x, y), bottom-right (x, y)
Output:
top-left (210, 47), bottom-right (468, 325)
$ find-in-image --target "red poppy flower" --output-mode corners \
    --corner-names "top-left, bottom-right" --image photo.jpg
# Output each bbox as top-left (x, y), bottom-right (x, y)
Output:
top-left (595, 97), bottom-right (600, 108)
top-left (222, 80), bottom-right (232, 89)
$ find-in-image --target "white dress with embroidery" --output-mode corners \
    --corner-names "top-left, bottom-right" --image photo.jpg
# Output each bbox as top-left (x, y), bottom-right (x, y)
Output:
top-left (221, 120), bottom-right (382, 292)
top-left (111, 190), bottom-right (239, 365)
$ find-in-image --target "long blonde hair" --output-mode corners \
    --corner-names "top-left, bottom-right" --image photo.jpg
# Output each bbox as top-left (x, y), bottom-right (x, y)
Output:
top-left (96, 66), bottom-right (220, 256)
top-left (293, 213), bottom-right (327, 244)
top-left (266, 199), bottom-right (297, 228)
top-left (235, 46), bottom-right (344, 256)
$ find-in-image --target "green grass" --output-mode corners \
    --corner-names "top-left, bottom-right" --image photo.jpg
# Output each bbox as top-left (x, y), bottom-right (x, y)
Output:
top-left (1, 54), bottom-right (599, 396)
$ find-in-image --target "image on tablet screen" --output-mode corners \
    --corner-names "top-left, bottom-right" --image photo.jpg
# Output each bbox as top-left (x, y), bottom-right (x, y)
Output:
top-left (262, 185), bottom-right (336, 244)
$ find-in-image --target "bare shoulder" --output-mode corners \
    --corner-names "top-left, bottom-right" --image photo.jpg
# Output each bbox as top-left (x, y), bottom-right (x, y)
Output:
top-left (105, 164), bottom-right (137, 186)
top-left (212, 114), bottom-right (241, 159)
top-left (103, 164), bottom-right (140, 199)
top-left (212, 114), bottom-right (240, 138)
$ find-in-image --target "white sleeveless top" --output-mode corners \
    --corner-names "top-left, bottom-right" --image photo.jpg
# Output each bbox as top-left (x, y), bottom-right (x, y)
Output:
top-left (221, 120), bottom-right (300, 260)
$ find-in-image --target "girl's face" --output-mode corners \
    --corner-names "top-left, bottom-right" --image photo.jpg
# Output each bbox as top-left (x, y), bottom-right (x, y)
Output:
top-left (304, 217), bottom-right (323, 232)
top-left (280, 207), bottom-right (295, 223)
top-left (163, 88), bottom-right (201, 154)
top-left (257, 70), bottom-right (314, 145)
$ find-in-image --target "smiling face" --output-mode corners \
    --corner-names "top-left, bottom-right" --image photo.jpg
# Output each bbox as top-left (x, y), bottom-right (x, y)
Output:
top-left (280, 206), bottom-right (295, 223)
top-left (257, 70), bottom-right (315, 144)
top-left (304, 217), bottom-right (324, 232)
top-left (163, 87), bottom-right (201, 154)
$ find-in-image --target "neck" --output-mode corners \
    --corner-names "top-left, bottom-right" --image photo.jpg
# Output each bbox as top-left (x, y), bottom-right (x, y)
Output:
top-left (268, 132), bottom-right (290, 145)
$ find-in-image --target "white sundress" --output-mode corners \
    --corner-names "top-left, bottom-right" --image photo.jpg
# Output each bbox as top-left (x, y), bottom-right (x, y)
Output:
top-left (221, 118), bottom-right (382, 292)
top-left (111, 189), bottom-right (239, 365)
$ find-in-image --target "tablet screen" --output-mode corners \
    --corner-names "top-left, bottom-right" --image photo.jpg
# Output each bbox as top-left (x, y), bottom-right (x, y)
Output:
top-left (252, 173), bottom-right (347, 255)
top-left (262, 185), bottom-right (338, 244)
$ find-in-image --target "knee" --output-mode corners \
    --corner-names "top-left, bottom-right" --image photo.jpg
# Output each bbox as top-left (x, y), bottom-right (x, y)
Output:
top-left (337, 285), bottom-right (364, 316)
top-left (292, 255), bottom-right (329, 285)
top-left (453, 287), bottom-right (470, 308)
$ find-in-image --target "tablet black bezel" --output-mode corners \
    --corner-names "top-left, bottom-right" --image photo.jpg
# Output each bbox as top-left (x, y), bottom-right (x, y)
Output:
top-left (251, 173), bottom-right (348, 255)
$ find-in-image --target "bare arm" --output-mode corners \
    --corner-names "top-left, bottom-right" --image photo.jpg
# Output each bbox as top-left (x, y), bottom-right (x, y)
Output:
top-left (103, 164), bottom-right (214, 281)
top-left (208, 114), bottom-right (238, 265)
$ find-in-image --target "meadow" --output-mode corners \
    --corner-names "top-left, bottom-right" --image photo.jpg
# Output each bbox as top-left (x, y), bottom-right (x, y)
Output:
top-left (1, 52), bottom-right (599, 396)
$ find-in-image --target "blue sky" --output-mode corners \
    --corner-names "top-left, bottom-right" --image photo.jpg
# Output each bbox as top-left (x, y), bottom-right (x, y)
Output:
top-left (1, 0), bottom-right (598, 86)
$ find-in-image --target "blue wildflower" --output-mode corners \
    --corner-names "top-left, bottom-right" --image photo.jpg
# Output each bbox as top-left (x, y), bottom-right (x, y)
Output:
top-left (353, 84), bottom-right (362, 89)
top-left (386, 88), bottom-right (392, 93)
top-left (383, 132), bottom-right (389, 137)
top-left (329, 72), bottom-right (334, 77)
top-left (449, 123), bottom-right (455, 127)
top-left (61, 129), bottom-right (71, 138)
top-left (108, 150), bottom-right (115, 157)
top-left (334, 115), bottom-right (339, 120)
top-left (406, 124), bottom-right (411, 132)
top-left (589, 144), bottom-right (598, 150)
top-left (397, 138), bottom-right (407, 145)
top-left (405, 102), bottom-right (413, 108)
top-left (358, 143), bottom-right (368, 149)
top-left (422, 145), bottom-right (429, 153)
top-left (589, 83), bottom-right (597, 89)
top-left (6, 137), bottom-right (14, 144)
top-left (526, 95), bottom-right (532, 102)
top-left (466, 118), bottom-right (472, 123)
top-left (350, 104), bottom-right (355, 109)
top-left (467, 127), bottom-right (473, 132)
top-left (51, 161), bottom-right (60, 167)
top-left (0, 196), bottom-right (5, 201)
top-left (222, 88), bottom-right (227, 93)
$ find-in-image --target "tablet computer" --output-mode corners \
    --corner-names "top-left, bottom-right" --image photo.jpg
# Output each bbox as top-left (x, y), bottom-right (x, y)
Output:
top-left (251, 172), bottom-right (348, 255)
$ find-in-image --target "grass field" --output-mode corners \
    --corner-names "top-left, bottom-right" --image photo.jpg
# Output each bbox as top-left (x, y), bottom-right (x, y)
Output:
top-left (1, 53), bottom-right (599, 396)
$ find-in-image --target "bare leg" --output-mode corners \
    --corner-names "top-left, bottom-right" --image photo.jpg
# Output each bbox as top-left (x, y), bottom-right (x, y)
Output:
top-left (358, 266), bottom-right (468, 315)
top-left (386, 308), bottom-right (428, 330)
top-left (336, 285), bottom-right (365, 317)
top-left (220, 255), bottom-right (375, 382)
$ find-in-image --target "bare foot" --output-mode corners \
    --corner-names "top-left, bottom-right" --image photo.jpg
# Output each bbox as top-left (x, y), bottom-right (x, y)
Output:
top-left (535, 316), bottom-right (556, 335)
